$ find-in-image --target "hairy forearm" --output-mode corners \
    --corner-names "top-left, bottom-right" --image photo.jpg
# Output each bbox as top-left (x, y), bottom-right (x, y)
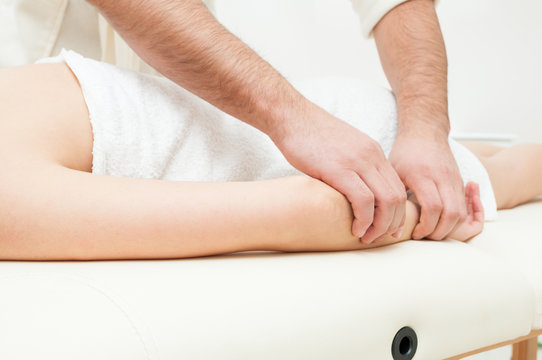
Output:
top-left (373, 0), bottom-right (449, 137)
top-left (0, 166), bottom-right (417, 261)
top-left (86, 0), bottom-right (305, 138)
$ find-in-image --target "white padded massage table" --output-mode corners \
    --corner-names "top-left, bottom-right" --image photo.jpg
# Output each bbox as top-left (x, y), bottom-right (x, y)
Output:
top-left (0, 199), bottom-right (540, 360)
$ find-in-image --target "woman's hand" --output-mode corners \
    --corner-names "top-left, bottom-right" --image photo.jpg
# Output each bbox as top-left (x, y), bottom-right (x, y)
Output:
top-left (447, 182), bottom-right (485, 241)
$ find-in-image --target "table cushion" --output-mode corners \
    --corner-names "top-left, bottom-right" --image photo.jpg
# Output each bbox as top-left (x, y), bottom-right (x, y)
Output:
top-left (0, 237), bottom-right (535, 359)
top-left (469, 197), bottom-right (542, 329)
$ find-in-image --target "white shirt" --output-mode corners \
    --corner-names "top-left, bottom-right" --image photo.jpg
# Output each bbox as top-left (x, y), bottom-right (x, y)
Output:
top-left (0, 0), bottom-right (408, 70)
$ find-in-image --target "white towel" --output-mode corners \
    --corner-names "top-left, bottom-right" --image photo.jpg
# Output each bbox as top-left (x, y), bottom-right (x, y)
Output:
top-left (38, 49), bottom-right (498, 220)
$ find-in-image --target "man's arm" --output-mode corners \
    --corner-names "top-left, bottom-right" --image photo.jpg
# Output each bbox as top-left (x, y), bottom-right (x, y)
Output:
top-left (373, 0), bottom-right (467, 240)
top-left (86, 0), bottom-right (407, 243)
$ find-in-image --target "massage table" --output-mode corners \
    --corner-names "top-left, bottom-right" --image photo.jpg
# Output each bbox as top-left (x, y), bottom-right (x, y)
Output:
top-left (0, 198), bottom-right (540, 360)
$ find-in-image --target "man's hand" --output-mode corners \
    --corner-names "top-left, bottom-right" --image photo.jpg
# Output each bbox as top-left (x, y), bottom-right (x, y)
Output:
top-left (272, 104), bottom-right (406, 243)
top-left (89, 0), bottom-right (409, 242)
top-left (373, 0), bottom-right (464, 240)
top-left (389, 130), bottom-right (466, 240)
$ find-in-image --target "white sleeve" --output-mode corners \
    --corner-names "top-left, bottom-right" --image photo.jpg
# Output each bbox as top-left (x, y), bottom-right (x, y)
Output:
top-left (349, 0), bottom-right (410, 37)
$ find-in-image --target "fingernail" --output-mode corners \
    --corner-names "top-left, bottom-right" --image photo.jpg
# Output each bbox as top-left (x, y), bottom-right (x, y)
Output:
top-left (356, 229), bottom-right (368, 239)
top-left (392, 227), bottom-right (404, 238)
top-left (361, 237), bottom-right (373, 244)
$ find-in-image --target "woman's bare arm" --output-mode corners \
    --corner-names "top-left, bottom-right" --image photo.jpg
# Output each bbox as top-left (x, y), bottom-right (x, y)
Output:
top-left (0, 163), bottom-right (420, 261)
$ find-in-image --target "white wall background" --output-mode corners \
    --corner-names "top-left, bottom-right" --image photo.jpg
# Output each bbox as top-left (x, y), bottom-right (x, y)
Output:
top-left (213, 0), bottom-right (542, 144)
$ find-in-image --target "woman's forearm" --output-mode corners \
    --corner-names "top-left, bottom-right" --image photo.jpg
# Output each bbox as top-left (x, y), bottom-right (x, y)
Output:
top-left (1, 167), bottom-right (315, 260)
top-left (287, 185), bottom-right (419, 252)
top-left (0, 164), bottom-right (418, 261)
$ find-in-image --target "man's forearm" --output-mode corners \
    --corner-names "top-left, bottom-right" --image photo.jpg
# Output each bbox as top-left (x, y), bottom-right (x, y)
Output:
top-left (86, 0), bottom-right (411, 242)
top-left (373, 0), bottom-right (449, 137)
top-left (86, 0), bottom-right (305, 138)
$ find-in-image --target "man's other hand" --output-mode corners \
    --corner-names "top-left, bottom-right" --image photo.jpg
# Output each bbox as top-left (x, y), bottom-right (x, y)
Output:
top-left (389, 131), bottom-right (466, 240)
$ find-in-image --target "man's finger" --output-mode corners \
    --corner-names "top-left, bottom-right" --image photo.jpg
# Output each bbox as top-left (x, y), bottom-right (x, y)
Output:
top-left (388, 195), bottom-right (405, 239)
top-left (359, 171), bottom-right (400, 244)
top-left (377, 164), bottom-right (407, 236)
top-left (470, 183), bottom-right (485, 223)
top-left (325, 170), bottom-right (375, 238)
top-left (360, 204), bottom-right (392, 244)
top-left (411, 180), bottom-right (442, 240)
top-left (427, 183), bottom-right (465, 240)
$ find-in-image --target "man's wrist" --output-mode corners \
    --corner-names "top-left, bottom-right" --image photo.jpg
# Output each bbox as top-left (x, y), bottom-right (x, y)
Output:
top-left (396, 103), bottom-right (450, 142)
top-left (262, 90), bottom-right (315, 145)
top-left (396, 121), bottom-right (450, 143)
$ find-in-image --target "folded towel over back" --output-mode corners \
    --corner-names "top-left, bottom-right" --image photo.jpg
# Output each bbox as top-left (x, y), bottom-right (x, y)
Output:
top-left (38, 49), bottom-right (497, 220)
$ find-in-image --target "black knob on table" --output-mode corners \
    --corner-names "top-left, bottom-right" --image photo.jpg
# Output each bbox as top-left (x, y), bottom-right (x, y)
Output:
top-left (391, 326), bottom-right (418, 360)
